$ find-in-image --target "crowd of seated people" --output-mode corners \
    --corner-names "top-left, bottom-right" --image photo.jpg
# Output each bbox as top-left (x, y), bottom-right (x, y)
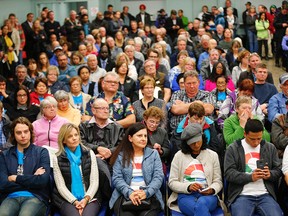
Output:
top-left (1, 1), bottom-right (288, 215)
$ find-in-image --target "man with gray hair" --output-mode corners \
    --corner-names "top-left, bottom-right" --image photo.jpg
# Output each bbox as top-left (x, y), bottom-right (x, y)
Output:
top-left (8, 65), bottom-right (34, 92)
top-left (80, 98), bottom-right (123, 160)
top-left (200, 48), bottom-right (230, 81)
top-left (89, 72), bottom-right (135, 128)
top-left (87, 54), bottom-right (106, 83)
top-left (63, 10), bottom-right (83, 50)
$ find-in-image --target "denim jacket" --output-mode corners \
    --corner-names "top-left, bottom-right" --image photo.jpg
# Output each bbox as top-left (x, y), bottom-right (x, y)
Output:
top-left (109, 147), bottom-right (164, 209)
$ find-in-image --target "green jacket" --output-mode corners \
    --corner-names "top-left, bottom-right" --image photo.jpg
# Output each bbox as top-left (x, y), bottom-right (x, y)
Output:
top-left (255, 20), bottom-right (269, 39)
top-left (223, 114), bottom-right (270, 146)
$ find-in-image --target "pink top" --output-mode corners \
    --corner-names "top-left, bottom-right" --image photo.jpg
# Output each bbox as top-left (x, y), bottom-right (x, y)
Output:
top-left (204, 78), bottom-right (235, 92)
top-left (33, 115), bottom-right (69, 149)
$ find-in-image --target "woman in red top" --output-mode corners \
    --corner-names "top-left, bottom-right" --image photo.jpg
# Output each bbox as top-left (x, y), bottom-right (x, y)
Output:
top-left (30, 77), bottom-right (53, 106)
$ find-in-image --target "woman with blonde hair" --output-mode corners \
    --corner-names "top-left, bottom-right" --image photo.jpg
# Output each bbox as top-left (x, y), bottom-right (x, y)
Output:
top-left (31, 19), bottom-right (47, 60)
top-left (52, 123), bottom-right (100, 216)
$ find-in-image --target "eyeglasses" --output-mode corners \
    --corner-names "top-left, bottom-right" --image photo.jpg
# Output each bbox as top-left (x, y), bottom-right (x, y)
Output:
top-left (104, 80), bottom-right (118, 85)
top-left (93, 107), bottom-right (109, 111)
top-left (145, 64), bottom-right (155, 68)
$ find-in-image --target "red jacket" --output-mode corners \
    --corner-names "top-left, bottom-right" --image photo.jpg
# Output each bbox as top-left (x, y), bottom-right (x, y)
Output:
top-left (30, 92), bottom-right (53, 106)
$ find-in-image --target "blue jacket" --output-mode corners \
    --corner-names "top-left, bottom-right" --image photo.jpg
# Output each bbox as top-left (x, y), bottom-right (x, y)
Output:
top-left (268, 92), bottom-right (288, 122)
top-left (0, 144), bottom-right (50, 204)
top-left (58, 66), bottom-right (77, 84)
top-left (109, 147), bottom-right (164, 209)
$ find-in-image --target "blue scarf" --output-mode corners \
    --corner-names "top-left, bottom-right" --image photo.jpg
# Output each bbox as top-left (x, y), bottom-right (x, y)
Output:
top-left (65, 145), bottom-right (84, 201)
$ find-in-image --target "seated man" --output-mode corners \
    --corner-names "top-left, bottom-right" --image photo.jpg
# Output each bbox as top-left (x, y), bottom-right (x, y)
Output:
top-left (271, 100), bottom-right (288, 158)
top-left (169, 71), bottom-right (214, 133)
top-left (80, 98), bottom-right (124, 160)
top-left (224, 119), bottom-right (282, 216)
top-left (57, 53), bottom-right (77, 84)
top-left (87, 72), bottom-right (136, 129)
top-left (0, 101), bottom-right (10, 150)
top-left (0, 117), bottom-right (50, 215)
top-left (268, 73), bottom-right (288, 123)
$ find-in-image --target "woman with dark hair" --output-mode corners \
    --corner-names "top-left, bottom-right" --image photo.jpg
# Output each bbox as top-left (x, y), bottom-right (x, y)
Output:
top-left (246, 5), bottom-right (258, 53)
top-left (1, 24), bottom-right (17, 79)
top-left (27, 58), bottom-right (45, 83)
top-left (255, 12), bottom-right (269, 60)
top-left (29, 77), bottom-right (53, 106)
top-left (5, 85), bottom-right (40, 122)
top-left (168, 123), bottom-right (222, 215)
top-left (225, 40), bottom-right (242, 71)
top-left (52, 123), bottom-right (100, 216)
top-left (109, 122), bottom-right (164, 216)
top-left (78, 65), bottom-right (98, 97)
top-left (204, 61), bottom-right (235, 92)
top-left (115, 60), bottom-right (137, 102)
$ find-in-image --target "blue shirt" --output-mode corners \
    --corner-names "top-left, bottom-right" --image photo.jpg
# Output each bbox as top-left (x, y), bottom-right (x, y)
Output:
top-left (268, 92), bottom-right (288, 122)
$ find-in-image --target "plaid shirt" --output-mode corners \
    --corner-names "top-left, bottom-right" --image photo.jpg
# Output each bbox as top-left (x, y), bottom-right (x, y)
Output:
top-left (0, 121), bottom-right (6, 147)
top-left (169, 89), bottom-right (213, 131)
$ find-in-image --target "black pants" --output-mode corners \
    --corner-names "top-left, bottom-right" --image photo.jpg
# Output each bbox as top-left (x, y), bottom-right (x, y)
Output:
top-left (113, 196), bottom-right (161, 216)
top-left (258, 39), bottom-right (268, 58)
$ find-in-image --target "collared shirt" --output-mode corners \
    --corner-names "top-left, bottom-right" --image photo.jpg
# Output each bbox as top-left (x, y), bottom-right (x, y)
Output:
top-left (89, 116), bottom-right (113, 128)
top-left (0, 121), bottom-right (6, 147)
top-left (82, 81), bottom-right (99, 97)
top-left (268, 92), bottom-right (288, 122)
top-left (169, 89), bottom-right (213, 131)
top-left (98, 91), bottom-right (134, 121)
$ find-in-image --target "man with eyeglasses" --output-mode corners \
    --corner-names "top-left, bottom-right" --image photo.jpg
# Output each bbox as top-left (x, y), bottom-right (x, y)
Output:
top-left (88, 72), bottom-right (135, 129)
top-left (80, 98), bottom-right (123, 160)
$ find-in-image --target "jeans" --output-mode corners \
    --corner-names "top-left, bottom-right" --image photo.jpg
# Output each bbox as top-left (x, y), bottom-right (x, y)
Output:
top-left (60, 200), bottom-right (100, 216)
top-left (230, 194), bottom-right (283, 216)
top-left (0, 196), bottom-right (47, 216)
top-left (178, 193), bottom-right (218, 216)
top-left (247, 30), bottom-right (258, 53)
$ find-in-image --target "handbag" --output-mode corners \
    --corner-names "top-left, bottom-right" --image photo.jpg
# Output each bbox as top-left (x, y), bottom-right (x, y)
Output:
top-left (122, 198), bottom-right (151, 211)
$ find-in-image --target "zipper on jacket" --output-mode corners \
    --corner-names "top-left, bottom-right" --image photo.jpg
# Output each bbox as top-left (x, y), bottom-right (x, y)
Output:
top-left (48, 120), bottom-right (51, 146)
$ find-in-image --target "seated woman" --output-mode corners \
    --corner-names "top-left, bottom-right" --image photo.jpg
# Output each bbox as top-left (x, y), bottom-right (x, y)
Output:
top-left (211, 75), bottom-right (232, 120)
top-left (113, 52), bottom-right (138, 82)
top-left (33, 96), bottom-right (68, 150)
top-left (78, 65), bottom-right (98, 97)
top-left (217, 79), bottom-right (264, 129)
top-left (132, 78), bottom-right (166, 122)
top-left (30, 77), bottom-right (53, 106)
top-left (204, 61), bottom-right (235, 92)
top-left (115, 60), bottom-right (138, 102)
top-left (52, 123), bottom-right (100, 216)
top-left (231, 49), bottom-right (250, 87)
top-left (5, 85), bottom-right (40, 123)
top-left (27, 58), bottom-right (45, 83)
top-left (168, 123), bottom-right (223, 215)
top-left (46, 65), bottom-right (69, 95)
top-left (143, 106), bottom-right (170, 165)
top-left (223, 96), bottom-right (270, 146)
top-left (109, 123), bottom-right (164, 216)
top-left (54, 90), bottom-right (81, 126)
top-left (37, 52), bottom-right (50, 75)
top-left (68, 76), bottom-right (91, 121)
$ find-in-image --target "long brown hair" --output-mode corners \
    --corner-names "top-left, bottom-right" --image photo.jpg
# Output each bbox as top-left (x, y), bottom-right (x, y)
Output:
top-left (110, 123), bottom-right (151, 167)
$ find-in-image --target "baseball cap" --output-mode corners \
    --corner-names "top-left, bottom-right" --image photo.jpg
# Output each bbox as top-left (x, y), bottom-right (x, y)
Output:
top-left (279, 73), bottom-right (288, 85)
top-left (53, 46), bottom-right (63, 52)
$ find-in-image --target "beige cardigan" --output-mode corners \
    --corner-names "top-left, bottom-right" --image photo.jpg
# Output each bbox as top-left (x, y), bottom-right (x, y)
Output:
top-left (167, 149), bottom-right (223, 212)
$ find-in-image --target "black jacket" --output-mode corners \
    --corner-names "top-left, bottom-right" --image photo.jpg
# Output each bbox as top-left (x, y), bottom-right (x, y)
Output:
top-left (136, 12), bottom-right (151, 26)
top-left (80, 120), bottom-right (124, 155)
top-left (52, 146), bottom-right (101, 209)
